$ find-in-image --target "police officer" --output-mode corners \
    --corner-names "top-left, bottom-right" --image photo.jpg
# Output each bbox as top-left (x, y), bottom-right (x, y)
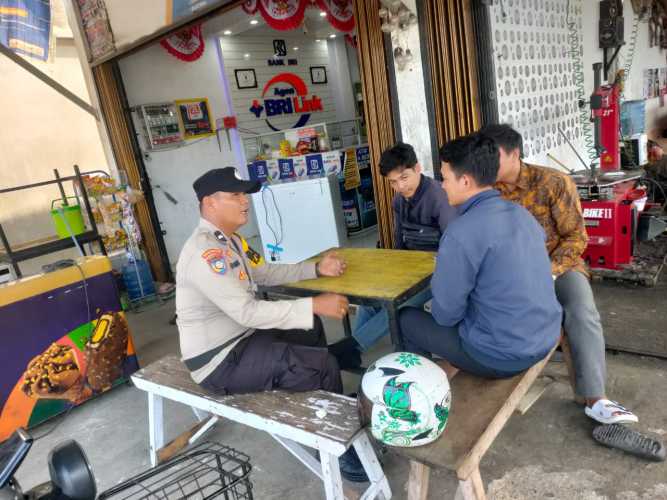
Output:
top-left (176, 167), bottom-right (367, 481)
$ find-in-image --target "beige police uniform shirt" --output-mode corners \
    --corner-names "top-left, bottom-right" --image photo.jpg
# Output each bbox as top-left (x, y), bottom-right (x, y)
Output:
top-left (176, 218), bottom-right (317, 383)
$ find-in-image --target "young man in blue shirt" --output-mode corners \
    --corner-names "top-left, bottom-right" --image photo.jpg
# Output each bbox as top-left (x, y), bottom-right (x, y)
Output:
top-left (399, 133), bottom-right (562, 379)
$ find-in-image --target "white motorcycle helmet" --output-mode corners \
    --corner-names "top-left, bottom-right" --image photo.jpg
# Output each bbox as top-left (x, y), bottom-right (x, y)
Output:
top-left (358, 352), bottom-right (451, 447)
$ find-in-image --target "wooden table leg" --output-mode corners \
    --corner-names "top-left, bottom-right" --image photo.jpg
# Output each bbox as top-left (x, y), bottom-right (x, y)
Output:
top-left (407, 460), bottom-right (430, 500)
top-left (343, 313), bottom-right (352, 338)
top-left (148, 392), bottom-right (164, 467)
top-left (386, 302), bottom-right (404, 350)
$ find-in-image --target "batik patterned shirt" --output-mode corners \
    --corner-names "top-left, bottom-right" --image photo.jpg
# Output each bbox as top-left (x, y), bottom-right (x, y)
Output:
top-left (495, 162), bottom-right (588, 277)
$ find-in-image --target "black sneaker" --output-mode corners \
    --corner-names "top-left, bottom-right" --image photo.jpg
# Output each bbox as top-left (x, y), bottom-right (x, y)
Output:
top-left (338, 447), bottom-right (369, 483)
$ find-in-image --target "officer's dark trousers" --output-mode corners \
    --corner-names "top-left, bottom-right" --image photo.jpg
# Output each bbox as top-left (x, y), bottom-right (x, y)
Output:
top-left (200, 316), bottom-right (343, 395)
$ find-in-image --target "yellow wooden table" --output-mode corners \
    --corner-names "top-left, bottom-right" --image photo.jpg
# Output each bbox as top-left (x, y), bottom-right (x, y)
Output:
top-left (261, 248), bottom-right (436, 348)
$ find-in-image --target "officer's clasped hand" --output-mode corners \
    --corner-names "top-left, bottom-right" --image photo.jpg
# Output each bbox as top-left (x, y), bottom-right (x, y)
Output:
top-left (316, 251), bottom-right (347, 277)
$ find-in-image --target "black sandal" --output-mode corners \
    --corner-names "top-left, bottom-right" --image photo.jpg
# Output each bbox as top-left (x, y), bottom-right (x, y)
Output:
top-left (592, 424), bottom-right (666, 462)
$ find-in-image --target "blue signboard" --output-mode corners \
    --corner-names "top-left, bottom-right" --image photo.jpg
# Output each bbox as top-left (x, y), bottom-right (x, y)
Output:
top-left (305, 154), bottom-right (324, 176)
top-left (356, 146), bottom-right (370, 169)
top-left (278, 158), bottom-right (295, 180)
top-left (0, 0), bottom-right (50, 61)
top-left (248, 161), bottom-right (269, 183)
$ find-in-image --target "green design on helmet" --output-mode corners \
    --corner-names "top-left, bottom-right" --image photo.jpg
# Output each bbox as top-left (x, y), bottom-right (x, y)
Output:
top-left (361, 352), bottom-right (452, 448)
top-left (395, 352), bottom-right (422, 368)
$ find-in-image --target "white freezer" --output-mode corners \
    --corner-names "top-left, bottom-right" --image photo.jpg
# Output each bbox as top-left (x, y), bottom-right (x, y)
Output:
top-left (251, 174), bottom-right (347, 264)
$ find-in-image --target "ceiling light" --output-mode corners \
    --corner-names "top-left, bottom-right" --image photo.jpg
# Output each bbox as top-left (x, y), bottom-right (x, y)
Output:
top-left (250, 19), bottom-right (258, 25)
top-left (319, 11), bottom-right (327, 17)
top-left (223, 30), bottom-right (231, 35)
top-left (293, 47), bottom-right (299, 51)
top-left (329, 34), bottom-right (336, 38)
top-left (244, 53), bottom-right (250, 59)
top-left (316, 39), bottom-right (321, 42)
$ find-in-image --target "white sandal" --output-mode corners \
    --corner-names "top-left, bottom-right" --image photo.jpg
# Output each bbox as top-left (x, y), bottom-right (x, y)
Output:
top-left (585, 399), bottom-right (638, 425)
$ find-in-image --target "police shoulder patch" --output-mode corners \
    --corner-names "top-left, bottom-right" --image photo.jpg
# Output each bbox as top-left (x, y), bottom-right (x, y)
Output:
top-left (201, 248), bottom-right (227, 275)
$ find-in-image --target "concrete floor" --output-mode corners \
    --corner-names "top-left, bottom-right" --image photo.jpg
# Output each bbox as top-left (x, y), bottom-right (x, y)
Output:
top-left (13, 273), bottom-right (667, 499)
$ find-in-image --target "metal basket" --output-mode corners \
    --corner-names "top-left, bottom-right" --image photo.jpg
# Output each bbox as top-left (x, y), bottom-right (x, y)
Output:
top-left (98, 442), bottom-right (253, 500)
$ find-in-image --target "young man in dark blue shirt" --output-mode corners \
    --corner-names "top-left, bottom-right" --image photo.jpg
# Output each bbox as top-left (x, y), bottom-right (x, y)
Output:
top-left (351, 142), bottom-right (456, 352)
top-left (399, 133), bottom-right (562, 379)
top-left (385, 143), bottom-right (456, 251)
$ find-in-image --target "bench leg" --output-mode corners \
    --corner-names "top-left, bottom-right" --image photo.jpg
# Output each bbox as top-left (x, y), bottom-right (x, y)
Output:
top-left (189, 416), bottom-right (218, 445)
top-left (148, 393), bottom-right (164, 467)
top-left (353, 432), bottom-right (392, 500)
top-left (455, 467), bottom-right (486, 500)
top-left (192, 407), bottom-right (210, 422)
top-left (157, 420), bottom-right (210, 464)
top-left (320, 452), bottom-right (345, 500)
top-left (407, 460), bottom-right (430, 500)
top-left (272, 435), bottom-right (323, 480)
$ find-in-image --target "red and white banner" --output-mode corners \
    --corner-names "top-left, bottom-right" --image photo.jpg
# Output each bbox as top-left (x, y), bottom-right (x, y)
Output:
top-left (242, 0), bottom-right (258, 14)
top-left (316, 0), bottom-right (354, 32)
top-left (160, 24), bottom-right (205, 62)
top-left (257, 0), bottom-right (308, 30)
top-left (244, 0), bottom-right (355, 32)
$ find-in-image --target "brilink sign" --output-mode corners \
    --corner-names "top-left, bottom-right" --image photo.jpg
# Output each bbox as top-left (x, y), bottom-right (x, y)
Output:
top-left (249, 73), bottom-right (324, 131)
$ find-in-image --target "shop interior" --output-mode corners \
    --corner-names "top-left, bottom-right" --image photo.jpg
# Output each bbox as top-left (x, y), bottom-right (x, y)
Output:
top-left (119, 3), bottom-right (377, 268)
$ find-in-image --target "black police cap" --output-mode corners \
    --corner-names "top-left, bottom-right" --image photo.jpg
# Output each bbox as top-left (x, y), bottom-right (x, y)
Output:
top-left (193, 167), bottom-right (261, 201)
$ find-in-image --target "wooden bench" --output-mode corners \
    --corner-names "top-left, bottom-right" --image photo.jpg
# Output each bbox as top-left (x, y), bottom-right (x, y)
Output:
top-left (395, 342), bottom-right (571, 500)
top-left (131, 355), bottom-right (391, 500)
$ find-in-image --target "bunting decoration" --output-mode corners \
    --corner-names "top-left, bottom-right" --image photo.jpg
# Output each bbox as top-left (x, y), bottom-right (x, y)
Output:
top-left (257, 0), bottom-right (308, 30)
top-left (241, 0), bottom-right (258, 14)
top-left (160, 24), bottom-right (204, 62)
top-left (316, 0), bottom-right (354, 32)
top-left (243, 0), bottom-right (354, 32)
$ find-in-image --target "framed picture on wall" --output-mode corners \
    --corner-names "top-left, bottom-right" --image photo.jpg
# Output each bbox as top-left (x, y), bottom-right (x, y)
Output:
top-left (310, 66), bottom-right (327, 85)
top-left (235, 68), bottom-right (257, 89)
top-left (175, 98), bottom-right (215, 140)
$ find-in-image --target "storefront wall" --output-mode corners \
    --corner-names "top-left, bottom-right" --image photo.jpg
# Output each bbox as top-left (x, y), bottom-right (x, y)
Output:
top-left (118, 20), bottom-right (240, 266)
top-left (79, 0), bottom-right (400, 270)
top-left (220, 34), bottom-right (353, 135)
top-left (117, 13), bottom-right (363, 266)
